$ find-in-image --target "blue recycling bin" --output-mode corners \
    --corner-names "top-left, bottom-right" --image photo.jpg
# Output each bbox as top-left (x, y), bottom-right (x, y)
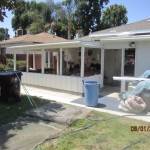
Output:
top-left (83, 81), bottom-right (100, 107)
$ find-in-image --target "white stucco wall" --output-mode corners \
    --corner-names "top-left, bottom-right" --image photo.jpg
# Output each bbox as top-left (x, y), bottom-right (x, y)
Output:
top-left (135, 41), bottom-right (150, 76)
top-left (103, 40), bottom-right (150, 77)
top-left (22, 72), bottom-right (103, 93)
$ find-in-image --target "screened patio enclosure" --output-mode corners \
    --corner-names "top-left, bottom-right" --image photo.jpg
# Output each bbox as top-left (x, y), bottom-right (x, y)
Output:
top-left (9, 41), bottom-right (104, 93)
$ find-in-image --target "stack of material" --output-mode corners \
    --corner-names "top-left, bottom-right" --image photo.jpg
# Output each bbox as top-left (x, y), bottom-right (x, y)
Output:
top-left (119, 80), bottom-right (150, 113)
top-left (119, 96), bottom-right (146, 113)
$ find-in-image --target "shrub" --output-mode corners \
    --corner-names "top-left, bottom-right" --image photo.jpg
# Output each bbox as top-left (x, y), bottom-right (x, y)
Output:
top-left (0, 64), bottom-right (5, 72)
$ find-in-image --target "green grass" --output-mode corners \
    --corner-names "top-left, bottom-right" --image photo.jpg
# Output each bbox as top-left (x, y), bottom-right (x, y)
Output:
top-left (0, 95), bottom-right (50, 125)
top-left (35, 111), bottom-right (150, 150)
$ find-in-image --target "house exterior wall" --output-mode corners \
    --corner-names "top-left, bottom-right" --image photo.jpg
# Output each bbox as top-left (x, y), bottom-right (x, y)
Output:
top-left (103, 40), bottom-right (150, 77)
top-left (135, 41), bottom-right (150, 76)
top-left (22, 72), bottom-right (103, 93)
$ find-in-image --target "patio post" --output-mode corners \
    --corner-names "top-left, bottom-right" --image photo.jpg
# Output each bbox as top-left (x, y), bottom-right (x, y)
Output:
top-left (121, 48), bottom-right (125, 92)
top-left (13, 50), bottom-right (16, 70)
top-left (57, 52), bottom-right (59, 75)
top-left (60, 48), bottom-right (63, 75)
top-left (41, 49), bottom-right (45, 74)
top-left (26, 51), bottom-right (29, 72)
top-left (48, 51), bottom-right (51, 68)
top-left (80, 46), bottom-right (85, 77)
top-left (33, 51), bottom-right (35, 70)
top-left (121, 48), bottom-right (125, 76)
top-left (101, 48), bottom-right (104, 86)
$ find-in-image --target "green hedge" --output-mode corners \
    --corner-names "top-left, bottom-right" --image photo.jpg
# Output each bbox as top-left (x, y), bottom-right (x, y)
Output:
top-left (0, 59), bottom-right (26, 72)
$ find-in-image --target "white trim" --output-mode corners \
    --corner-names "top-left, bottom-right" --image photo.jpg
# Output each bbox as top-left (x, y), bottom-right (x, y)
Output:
top-left (121, 48), bottom-right (125, 76)
top-left (80, 47), bottom-right (85, 77)
top-left (57, 52), bottom-right (59, 75)
top-left (33, 52), bottom-right (35, 69)
top-left (41, 50), bottom-right (45, 74)
top-left (101, 48), bottom-right (104, 86)
top-left (48, 51), bottom-right (51, 68)
top-left (26, 51), bottom-right (29, 72)
top-left (13, 51), bottom-right (16, 70)
top-left (101, 35), bottom-right (150, 42)
top-left (60, 48), bottom-right (63, 75)
top-left (90, 29), bottom-right (150, 38)
top-left (8, 41), bottom-right (102, 51)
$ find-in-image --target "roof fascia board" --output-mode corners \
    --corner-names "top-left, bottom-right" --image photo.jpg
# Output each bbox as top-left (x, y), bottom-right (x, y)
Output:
top-left (0, 41), bottom-right (33, 46)
top-left (90, 29), bottom-right (150, 39)
top-left (101, 35), bottom-right (150, 42)
top-left (82, 41), bottom-right (103, 48)
top-left (9, 41), bottom-right (82, 51)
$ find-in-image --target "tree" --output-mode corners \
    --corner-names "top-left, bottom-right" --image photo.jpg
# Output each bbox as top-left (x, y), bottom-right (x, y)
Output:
top-left (75, 0), bottom-right (109, 36)
top-left (11, 0), bottom-right (52, 34)
top-left (61, 0), bottom-right (76, 39)
top-left (11, 0), bottom-right (29, 31)
top-left (0, 0), bottom-right (16, 22)
top-left (0, 28), bottom-right (10, 41)
top-left (48, 2), bottom-right (68, 38)
top-left (102, 4), bottom-right (128, 28)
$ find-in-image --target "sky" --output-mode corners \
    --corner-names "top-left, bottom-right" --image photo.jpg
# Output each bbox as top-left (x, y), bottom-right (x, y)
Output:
top-left (0, 0), bottom-right (150, 38)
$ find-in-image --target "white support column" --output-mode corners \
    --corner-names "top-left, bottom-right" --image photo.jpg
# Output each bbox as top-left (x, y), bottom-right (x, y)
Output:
top-left (41, 49), bottom-right (45, 74)
top-left (57, 52), bottom-right (59, 75)
top-left (48, 51), bottom-right (51, 68)
top-left (80, 47), bottom-right (85, 77)
top-left (121, 48), bottom-right (125, 76)
top-left (101, 48), bottom-right (104, 86)
top-left (60, 48), bottom-right (63, 75)
top-left (33, 51), bottom-right (35, 70)
top-left (26, 51), bottom-right (29, 72)
top-left (13, 51), bottom-right (16, 70)
top-left (121, 48), bottom-right (125, 92)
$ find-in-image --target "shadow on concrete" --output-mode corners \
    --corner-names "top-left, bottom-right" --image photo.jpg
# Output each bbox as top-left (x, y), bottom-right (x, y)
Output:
top-left (72, 95), bottom-right (150, 117)
top-left (0, 101), bottom-right (66, 150)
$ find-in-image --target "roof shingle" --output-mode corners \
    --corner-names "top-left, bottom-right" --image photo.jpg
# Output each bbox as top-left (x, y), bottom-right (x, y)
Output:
top-left (0, 32), bottom-right (68, 45)
top-left (91, 18), bottom-right (150, 35)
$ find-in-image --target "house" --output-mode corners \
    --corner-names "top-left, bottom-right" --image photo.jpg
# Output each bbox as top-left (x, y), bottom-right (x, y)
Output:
top-left (0, 32), bottom-right (68, 70)
top-left (6, 18), bottom-right (150, 94)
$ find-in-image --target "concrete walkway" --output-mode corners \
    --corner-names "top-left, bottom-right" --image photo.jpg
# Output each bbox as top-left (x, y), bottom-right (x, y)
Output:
top-left (0, 99), bottom-right (91, 150)
top-left (1, 85), bottom-right (149, 150)
top-left (21, 85), bottom-right (150, 123)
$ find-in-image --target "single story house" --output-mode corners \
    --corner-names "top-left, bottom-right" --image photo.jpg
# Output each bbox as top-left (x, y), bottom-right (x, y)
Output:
top-left (0, 32), bottom-right (68, 69)
top-left (4, 18), bottom-right (150, 94)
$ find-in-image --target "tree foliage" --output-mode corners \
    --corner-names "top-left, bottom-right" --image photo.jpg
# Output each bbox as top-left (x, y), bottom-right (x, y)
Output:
top-left (102, 4), bottom-right (128, 28)
top-left (0, 0), bottom-right (16, 22)
top-left (0, 28), bottom-right (10, 41)
top-left (74, 0), bottom-right (109, 36)
top-left (10, 0), bottom-right (128, 39)
top-left (11, 0), bottom-right (52, 34)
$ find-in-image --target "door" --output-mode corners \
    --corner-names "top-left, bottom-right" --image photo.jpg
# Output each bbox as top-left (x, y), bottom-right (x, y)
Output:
top-left (124, 48), bottom-right (135, 76)
top-left (104, 49), bottom-right (121, 84)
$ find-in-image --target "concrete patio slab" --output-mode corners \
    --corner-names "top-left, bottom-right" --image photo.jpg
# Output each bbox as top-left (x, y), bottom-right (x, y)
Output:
top-left (0, 117), bottom-right (65, 150)
top-left (25, 102), bottom-right (91, 125)
top-left (21, 85), bottom-right (150, 123)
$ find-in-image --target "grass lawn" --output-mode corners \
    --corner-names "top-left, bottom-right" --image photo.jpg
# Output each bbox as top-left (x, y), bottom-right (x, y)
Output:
top-left (0, 95), bottom-right (50, 125)
top-left (35, 111), bottom-right (150, 150)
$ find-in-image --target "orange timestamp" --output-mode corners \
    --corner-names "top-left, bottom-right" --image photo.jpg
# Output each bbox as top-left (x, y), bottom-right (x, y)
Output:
top-left (131, 126), bottom-right (150, 132)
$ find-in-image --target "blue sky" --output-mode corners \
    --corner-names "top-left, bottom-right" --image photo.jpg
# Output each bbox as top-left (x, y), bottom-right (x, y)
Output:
top-left (0, 0), bottom-right (150, 38)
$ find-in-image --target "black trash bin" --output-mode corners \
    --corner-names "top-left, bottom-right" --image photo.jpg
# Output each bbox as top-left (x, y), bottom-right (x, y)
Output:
top-left (0, 70), bottom-right (22, 103)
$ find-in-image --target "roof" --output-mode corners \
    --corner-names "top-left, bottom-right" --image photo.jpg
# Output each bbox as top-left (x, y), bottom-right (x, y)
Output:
top-left (0, 32), bottom-right (68, 45)
top-left (9, 41), bottom-right (102, 51)
top-left (91, 18), bottom-right (150, 36)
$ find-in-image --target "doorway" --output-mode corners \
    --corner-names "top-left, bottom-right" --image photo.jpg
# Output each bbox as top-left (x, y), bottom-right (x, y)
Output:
top-left (124, 48), bottom-right (135, 76)
top-left (104, 49), bottom-right (121, 85)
